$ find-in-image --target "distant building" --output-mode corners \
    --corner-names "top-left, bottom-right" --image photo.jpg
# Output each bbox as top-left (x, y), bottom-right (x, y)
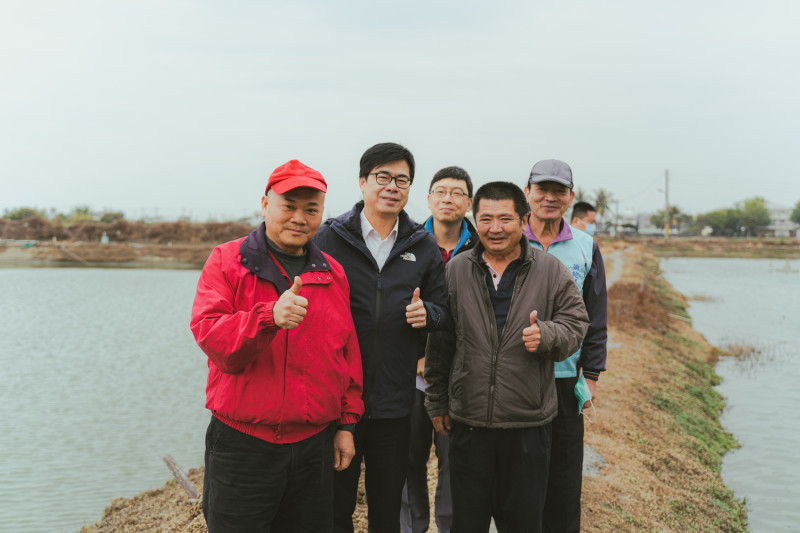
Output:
top-left (635, 212), bottom-right (691, 236)
top-left (766, 203), bottom-right (799, 238)
top-left (636, 213), bottom-right (662, 236)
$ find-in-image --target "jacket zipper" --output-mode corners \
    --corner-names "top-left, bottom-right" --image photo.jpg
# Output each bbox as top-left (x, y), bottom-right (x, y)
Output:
top-left (367, 271), bottom-right (382, 419)
top-left (481, 269), bottom-right (500, 427)
top-left (482, 260), bottom-right (530, 427)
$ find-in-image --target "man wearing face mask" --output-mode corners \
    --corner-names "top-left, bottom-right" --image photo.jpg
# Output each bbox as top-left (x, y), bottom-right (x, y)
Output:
top-left (523, 160), bottom-right (608, 533)
top-left (570, 202), bottom-right (598, 238)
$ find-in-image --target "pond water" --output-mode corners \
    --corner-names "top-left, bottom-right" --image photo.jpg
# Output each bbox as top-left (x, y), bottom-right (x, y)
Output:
top-left (0, 268), bottom-right (209, 533)
top-left (660, 257), bottom-right (800, 532)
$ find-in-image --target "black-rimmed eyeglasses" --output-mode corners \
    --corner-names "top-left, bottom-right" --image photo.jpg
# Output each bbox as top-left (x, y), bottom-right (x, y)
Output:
top-left (369, 171), bottom-right (412, 189)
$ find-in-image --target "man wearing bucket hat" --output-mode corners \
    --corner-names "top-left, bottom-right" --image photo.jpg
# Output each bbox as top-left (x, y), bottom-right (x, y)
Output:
top-left (190, 160), bottom-right (364, 533)
top-left (523, 159), bottom-right (608, 533)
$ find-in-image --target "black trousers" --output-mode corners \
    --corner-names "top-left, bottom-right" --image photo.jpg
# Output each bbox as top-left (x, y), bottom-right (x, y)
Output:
top-left (401, 389), bottom-right (452, 533)
top-left (333, 416), bottom-right (411, 533)
top-left (202, 416), bottom-right (334, 533)
top-left (542, 377), bottom-right (584, 533)
top-left (449, 420), bottom-right (552, 533)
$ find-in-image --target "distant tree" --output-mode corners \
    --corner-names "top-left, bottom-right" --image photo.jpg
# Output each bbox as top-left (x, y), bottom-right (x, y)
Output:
top-left (68, 205), bottom-right (94, 224)
top-left (738, 197), bottom-right (770, 237)
top-left (99, 211), bottom-right (125, 224)
top-left (695, 208), bottom-right (741, 236)
top-left (650, 206), bottom-right (693, 229)
top-left (3, 207), bottom-right (46, 220)
top-left (573, 187), bottom-right (586, 203)
top-left (792, 201), bottom-right (800, 225)
top-left (593, 189), bottom-right (614, 216)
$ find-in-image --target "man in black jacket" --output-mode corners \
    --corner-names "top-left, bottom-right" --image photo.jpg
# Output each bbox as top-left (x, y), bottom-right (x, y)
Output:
top-left (314, 142), bottom-right (448, 533)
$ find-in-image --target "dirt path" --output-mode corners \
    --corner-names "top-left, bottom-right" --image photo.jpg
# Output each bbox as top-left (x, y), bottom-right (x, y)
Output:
top-left (603, 246), bottom-right (628, 288)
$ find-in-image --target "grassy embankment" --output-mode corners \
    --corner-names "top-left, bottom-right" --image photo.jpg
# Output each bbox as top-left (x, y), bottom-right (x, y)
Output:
top-left (634, 236), bottom-right (800, 259)
top-left (579, 244), bottom-right (748, 531)
top-left (80, 245), bottom-right (748, 532)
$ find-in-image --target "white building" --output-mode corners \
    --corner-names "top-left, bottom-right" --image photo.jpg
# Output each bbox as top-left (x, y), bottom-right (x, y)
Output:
top-left (766, 203), bottom-right (799, 238)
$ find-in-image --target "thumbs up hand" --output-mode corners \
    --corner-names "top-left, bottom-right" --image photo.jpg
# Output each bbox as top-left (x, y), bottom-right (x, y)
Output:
top-left (273, 276), bottom-right (309, 329)
top-left (405, 287), bottom-right (427, 329)
top-left (522, 310), bottom-right (541, 352)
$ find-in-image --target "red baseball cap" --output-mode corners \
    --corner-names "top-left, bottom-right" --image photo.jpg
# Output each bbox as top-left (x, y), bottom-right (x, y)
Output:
top-left (265, 160), bottom-right (327, 195)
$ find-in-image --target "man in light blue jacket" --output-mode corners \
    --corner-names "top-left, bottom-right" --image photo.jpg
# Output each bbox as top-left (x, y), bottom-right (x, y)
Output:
top-left (523, 159), bottom-right (608, 533)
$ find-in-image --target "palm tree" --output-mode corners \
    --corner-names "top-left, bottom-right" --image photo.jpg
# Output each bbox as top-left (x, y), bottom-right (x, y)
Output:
top-left (593, 189), bottom-right (614, 216)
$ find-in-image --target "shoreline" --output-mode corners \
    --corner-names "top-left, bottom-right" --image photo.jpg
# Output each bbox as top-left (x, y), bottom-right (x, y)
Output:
top-left (628, 236), bottom-right (800, 259)
top-left (3, 237), bottom-right (800, 271)
top-left (0, 241), bottom-right (213, 269)
top-left (78, 243), bottom-right (750, 532)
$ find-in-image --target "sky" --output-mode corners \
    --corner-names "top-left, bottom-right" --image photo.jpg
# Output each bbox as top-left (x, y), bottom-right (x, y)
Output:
top-left (2, 0), bottom-right (799, 223)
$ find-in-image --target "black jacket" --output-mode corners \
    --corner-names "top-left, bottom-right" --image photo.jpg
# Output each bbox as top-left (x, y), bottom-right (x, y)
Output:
top-left (314, 202), bottom-right (448, 419)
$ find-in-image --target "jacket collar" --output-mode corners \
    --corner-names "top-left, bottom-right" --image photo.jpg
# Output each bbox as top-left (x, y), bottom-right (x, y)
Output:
top-left (422, 216), bottom-right (478, 257)
top-left (523, 217), bottom-right (573, 245)
top-left (239, 222), bottom-right (331, 289)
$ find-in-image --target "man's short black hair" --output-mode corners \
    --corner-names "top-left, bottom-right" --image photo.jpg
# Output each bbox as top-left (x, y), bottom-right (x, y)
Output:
top-left (359, 142), bottom-right (415, 182)
top-left (428, 166), bottom-right (474, 198)
top-left (473, 181), bottom-right (530, 221)
top-left (571, 201), bottom-right (596, 221)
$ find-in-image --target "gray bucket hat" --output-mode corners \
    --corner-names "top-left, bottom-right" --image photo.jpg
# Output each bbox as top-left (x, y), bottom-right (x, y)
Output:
top-left (528, 159), bottom-right (573, 189)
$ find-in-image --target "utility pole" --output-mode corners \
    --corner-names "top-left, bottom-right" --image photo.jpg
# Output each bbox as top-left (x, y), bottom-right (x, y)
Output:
top-left (664, 169), bottom-right (670, 240)
top-left (614, 200), bottom-right (620, 238)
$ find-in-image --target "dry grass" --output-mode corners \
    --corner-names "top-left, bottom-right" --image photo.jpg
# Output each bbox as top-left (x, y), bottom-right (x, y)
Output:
top-left (583, 246), bottom-right (747, 532)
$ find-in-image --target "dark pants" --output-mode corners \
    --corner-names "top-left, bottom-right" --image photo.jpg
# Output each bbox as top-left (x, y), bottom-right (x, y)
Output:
top-left (449, 420), bottom-right (552, 533)
top-left (542, 377), bottom-right (584, 533)
top-left (202, 416), bottom-right (334, 533)
top-left (401, 389), bottom-right (452, 533)
top-left (334, 416), bottom-right (411, 533)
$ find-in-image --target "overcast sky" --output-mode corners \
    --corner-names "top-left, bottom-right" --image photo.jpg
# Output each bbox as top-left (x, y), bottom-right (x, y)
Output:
top-left (2, 1), bottom-right (799, 222)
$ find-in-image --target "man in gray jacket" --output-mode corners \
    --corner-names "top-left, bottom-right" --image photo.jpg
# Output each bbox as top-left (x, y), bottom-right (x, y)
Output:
top-left (425, 181), bottom-right (589, 533)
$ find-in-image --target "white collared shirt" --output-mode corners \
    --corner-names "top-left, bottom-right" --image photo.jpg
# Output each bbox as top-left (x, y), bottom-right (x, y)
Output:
top-left (361, 210), bottom-right (399, 270)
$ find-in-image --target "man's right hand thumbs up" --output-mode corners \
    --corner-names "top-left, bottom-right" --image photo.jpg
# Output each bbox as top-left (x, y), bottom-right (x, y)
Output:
top-left (522, 309), bottom-right (541, 352)
top-left (273, 276), bottom-right (309, 329)
top-left (289, 276), bottom-right (303, 295)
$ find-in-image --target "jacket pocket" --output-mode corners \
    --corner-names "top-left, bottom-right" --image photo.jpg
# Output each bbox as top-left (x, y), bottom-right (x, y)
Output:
top-left (493, 353), bottom-right (544, 423)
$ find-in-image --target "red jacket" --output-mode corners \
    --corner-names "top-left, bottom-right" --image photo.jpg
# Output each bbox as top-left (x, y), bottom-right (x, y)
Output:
top-left (190, 223), bottom-right (364, 444)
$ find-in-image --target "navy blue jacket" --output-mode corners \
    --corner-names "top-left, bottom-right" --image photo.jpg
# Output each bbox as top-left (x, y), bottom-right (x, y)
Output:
top-left (314, 201), bottom-right (448, 419)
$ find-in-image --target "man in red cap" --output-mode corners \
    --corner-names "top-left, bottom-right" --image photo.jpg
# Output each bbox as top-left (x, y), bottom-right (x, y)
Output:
top-left (190, 160), bottom-right (364, 533)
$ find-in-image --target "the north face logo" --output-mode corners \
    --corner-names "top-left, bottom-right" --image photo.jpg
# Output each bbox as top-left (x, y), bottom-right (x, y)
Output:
top-left (401, 252), bottom-right (416, 261)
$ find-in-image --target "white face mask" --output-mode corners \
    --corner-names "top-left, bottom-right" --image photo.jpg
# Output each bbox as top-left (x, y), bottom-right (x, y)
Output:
top-left (583, 223), bottom-right (596, 236)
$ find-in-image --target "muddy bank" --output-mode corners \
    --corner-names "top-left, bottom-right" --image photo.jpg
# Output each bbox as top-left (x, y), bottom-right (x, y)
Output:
top-left (79, 244), bottom-right (748, 532)
top-left (0, 241), bottom-right (214, 269)
top-left (632, 236), bottom-right (800, 259)
top-left (4, 236), bottom-right (797, 270)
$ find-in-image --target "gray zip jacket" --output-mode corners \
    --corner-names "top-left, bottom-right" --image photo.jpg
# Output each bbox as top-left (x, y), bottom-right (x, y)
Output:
top-left (425, 238), bottom-right (589, 428)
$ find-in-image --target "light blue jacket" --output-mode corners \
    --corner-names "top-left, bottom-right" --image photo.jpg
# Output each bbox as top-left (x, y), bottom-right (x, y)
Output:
top-left (524, 220), bottom-right (594, 378)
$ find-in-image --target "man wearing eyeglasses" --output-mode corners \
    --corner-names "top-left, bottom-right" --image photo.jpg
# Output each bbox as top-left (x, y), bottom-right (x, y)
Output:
top-left (314, 142), bottom-right (448, 533)
top-left (400, 166), bottom-right (477, 533)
